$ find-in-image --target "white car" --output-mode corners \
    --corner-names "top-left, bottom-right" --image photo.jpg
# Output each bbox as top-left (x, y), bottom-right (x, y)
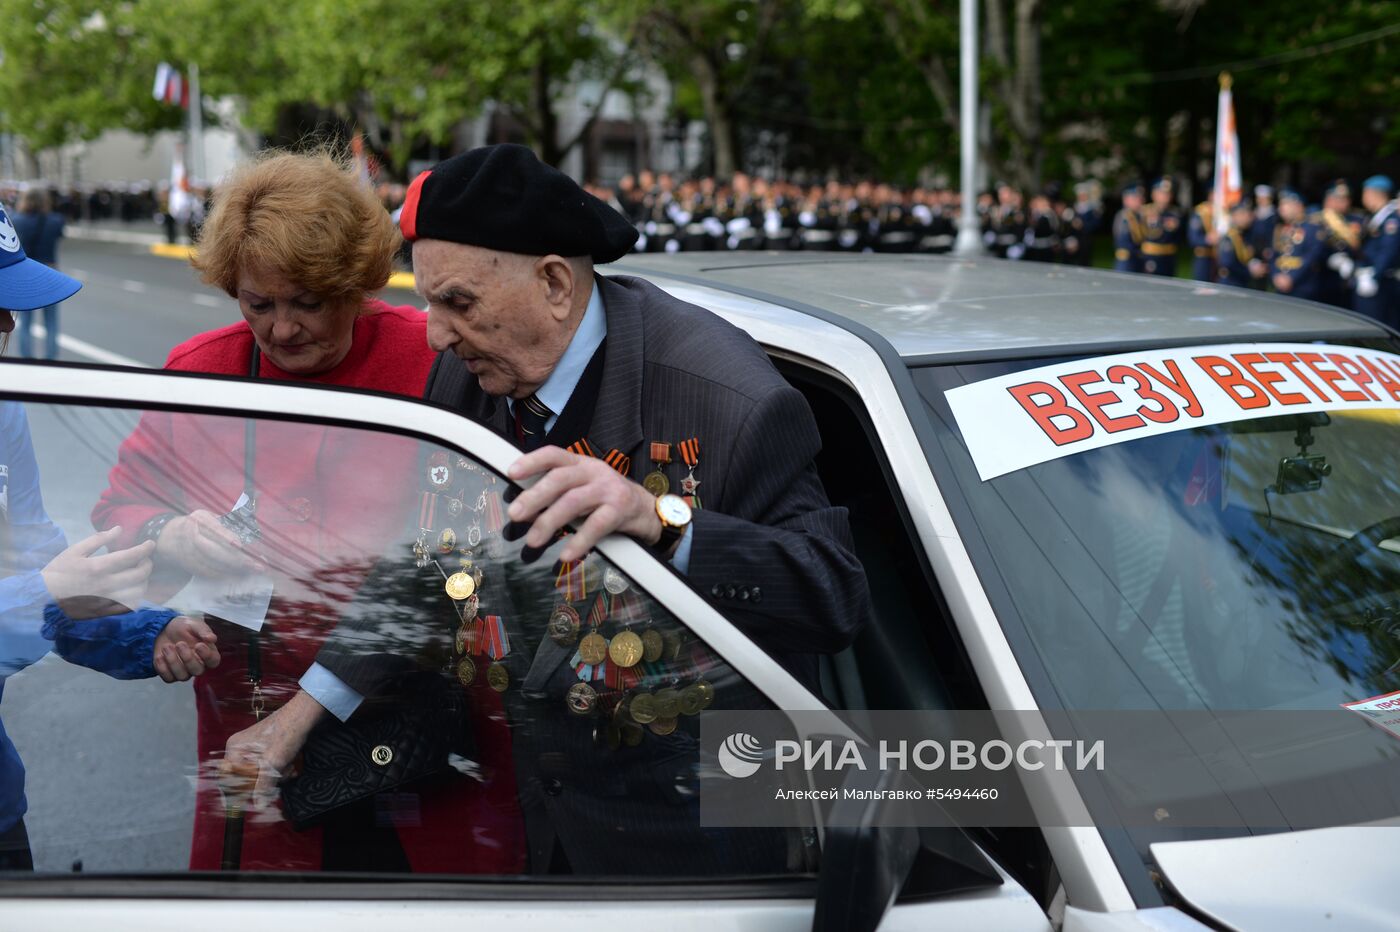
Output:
top-left (5, 253), bottom-right (1399, 931)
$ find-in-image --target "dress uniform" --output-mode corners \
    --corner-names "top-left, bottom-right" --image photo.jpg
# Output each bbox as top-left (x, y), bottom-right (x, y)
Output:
top-left (1113, 183), bottom-right (1146, 273)
top-left (1023, 195), bottom-right (1060, 263)
top-left (1310, 180), bottom-right (1365, 309)
top-left (986, 184), bottom-right (1027, 259)
top-left (1270, 189), bottom-right (1329, 302)
top-left (1140, 177), bottom-right (1183, 277)
top-left (1355, 175), bottom-right (1400, 327)
top-left (1251, 185), bottom-right (1279, 260)
top-left (1216, 202), bottom-right (1260, 289)
top-left (1188, 199), bottom-right (1216, 282)
top-left (1064, 182), bottom-right (1102, 267)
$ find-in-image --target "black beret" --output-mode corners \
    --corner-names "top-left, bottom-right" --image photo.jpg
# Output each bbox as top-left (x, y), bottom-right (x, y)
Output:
top-left (399, 144), bottom-right (638, 263)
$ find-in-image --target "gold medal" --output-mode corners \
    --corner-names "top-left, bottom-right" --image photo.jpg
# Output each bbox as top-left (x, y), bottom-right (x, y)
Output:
top-left (603, 567), bottom-right (629, 595)
top-left (628, 691), bottom-right (658, 725)
top-left (578, 631), bottom-right (609, 666)
top-left (455, 655), bottom-right (476, 687)
top-left (548, 604), bottom-right (581, 647)
top-left (649, 716), bottom-right (678, 736)
top-left (566, 681), bottom-right (598, 716)
top-left (640, 627), bottom-right (664, 664)
top-left (438, 528), bottom-right (457, 553)
top-left (445, 572), bottom-right (475, 601)
top-left (692, 678), bottom-right (715, 710)
top-left (654, 686), bottom-right (681, 719)
top-left (643, 470), bottom-right (670, 496)
top-left (608, 630), bottom-right (644, 668)
top-left (679, 684), bottom-right (704, 716)
top-left (486, 662), bottom-right (510, 692)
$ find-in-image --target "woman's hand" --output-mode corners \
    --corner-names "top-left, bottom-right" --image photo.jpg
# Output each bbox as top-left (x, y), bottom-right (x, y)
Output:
top-left (220, 690), bottom-right (327, 819)
top-left (156, 510), bottom-right (260, 578)
top-left (153, 615), bottom-right (221, 682)
top-left (41, 526), bottom-right (155, 618)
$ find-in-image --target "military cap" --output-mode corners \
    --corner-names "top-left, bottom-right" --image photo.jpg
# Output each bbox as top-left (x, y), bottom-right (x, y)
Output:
top-left (1254, 184), bottom-right (1275, 198)
top-left (1152, 176), bottom-right (1174, 192)
top-left (1278, 188), bottom-right (1303, 203)
top-left (398, 144), bottom-right (639, 263)
top-left (1324, 179), bottom-right (1351, 198)
top-left (1363, 175), bottom-right (1395, 194)
top-left (1121, 181), bottom-right (1145, 197)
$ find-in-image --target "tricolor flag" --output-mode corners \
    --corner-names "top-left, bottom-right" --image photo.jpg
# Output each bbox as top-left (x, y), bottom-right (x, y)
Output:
top-left (1212, 73), bottom-right (1242, 235)
top-left (152, 62), bottom-right (189, 109)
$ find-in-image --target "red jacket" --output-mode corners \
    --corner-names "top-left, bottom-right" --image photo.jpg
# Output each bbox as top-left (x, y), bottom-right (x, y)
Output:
top-left (94, 302), bottom-right (525, 873)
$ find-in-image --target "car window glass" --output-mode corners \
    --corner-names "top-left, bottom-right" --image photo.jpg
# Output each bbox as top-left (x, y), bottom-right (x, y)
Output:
top-left (915, 344), bottom-right (1400, 712)
top-left (0, 399), bottom-right (812, 880)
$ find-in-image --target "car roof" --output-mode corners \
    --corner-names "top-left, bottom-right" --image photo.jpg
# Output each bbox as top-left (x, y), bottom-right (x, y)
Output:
top-left (612, 253), bottom-right (1389, 362)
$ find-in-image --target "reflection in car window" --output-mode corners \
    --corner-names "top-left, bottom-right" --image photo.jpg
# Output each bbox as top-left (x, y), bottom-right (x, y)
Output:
top-left (916, 341), bottom-right (1400, 713)
top-left (0, 401), bottom-right (809, 879)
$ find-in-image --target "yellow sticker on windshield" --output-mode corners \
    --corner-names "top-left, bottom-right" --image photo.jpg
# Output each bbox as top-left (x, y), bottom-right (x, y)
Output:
top-left (946, 342), bottom-right (1400, 481)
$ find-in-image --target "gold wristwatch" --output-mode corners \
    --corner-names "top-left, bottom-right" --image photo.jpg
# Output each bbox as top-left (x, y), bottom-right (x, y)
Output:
top-left (652, 493), bottom-right (692, 554)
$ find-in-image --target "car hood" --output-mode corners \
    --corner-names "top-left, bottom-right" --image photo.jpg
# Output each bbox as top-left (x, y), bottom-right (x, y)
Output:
top-left (1151, 824), bottom-right (1400, 931)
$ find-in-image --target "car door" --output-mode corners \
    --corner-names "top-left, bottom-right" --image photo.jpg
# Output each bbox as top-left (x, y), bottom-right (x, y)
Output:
top-left (0, 361), bottom-right (1048, 930)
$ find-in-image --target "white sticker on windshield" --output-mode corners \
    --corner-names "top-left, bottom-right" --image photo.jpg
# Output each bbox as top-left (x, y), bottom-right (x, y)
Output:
top-left (1343, 690), bottom-right (1400, 742)
top-left (945, 342), bottom-right (1400, 480)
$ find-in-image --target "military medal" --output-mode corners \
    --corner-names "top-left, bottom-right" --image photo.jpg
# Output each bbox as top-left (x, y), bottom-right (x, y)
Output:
top-left (456, 655), bottom-right (476, 687)
top-left (603, 567), bottom-right (629, 595)
top-left (648, 716), bottom-right (678, 736)
top-left (438, 528), bottom-right (457, 553)
top-left (577, 594), bottom-right (610, 665)
top-left (445, 571), bottom-right (476, 601)
top-left (548, 603), bottom-right (581, 647)
top-left (486, 663), bottom-right (510, 692)
top-left (447, 497), bottom-right (464, 517)
top-left (644, 441), bottom-right (672, 496)
top-left (662, 630), bottom-right (684, 662)
top-left (566, 681), bottom-right (598, 715)
top-left (609, 628), bottom-right (643, 668)
top-left (467, 522), bottom-right (483, 548)
top-left (628, 691), bottom-right (658, 725)
top-left (640, 626), bottom-right (664, 663)
top-left (654, 686), bottom-right (681, 720)
top-left (678, 437), bottom-right (702, 509)
top-left (680, 679), bottom-right (715, 714)
top-left (427, 451), bottom-right (453, 491)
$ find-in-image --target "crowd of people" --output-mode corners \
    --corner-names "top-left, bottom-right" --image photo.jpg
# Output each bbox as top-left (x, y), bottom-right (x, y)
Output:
top-left (1107, 175), bottom-right (1400, 326)
top-left (7, 164), bottom-right (1400, 329)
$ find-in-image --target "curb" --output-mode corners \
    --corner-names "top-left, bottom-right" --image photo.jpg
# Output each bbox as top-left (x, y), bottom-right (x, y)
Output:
top-left (67, 224), bottom-right (171, 247)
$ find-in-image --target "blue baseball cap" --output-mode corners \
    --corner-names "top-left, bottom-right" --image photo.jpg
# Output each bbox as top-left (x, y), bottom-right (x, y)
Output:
top-left (0, 204), bottom-right (81, 311)
top-left (1363, 175), bottom-right (1394, 194)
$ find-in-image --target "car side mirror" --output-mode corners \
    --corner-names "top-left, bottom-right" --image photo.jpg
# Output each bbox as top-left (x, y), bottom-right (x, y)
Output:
top-left (811, 761), bottom-right (1005, 932)
top-left (811, 764), bottom-right (920, 932)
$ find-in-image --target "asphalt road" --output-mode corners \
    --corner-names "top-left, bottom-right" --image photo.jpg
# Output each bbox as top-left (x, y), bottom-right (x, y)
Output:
top-left (1, 238), bottom-right (420, 873)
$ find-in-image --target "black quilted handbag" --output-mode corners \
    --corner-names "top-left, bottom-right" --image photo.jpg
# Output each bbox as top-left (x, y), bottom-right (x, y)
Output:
top-left (280, 671), bottom-right (471, 829)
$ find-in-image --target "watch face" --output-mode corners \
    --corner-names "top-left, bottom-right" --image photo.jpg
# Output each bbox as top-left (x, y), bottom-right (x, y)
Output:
top-left (657, 493), bottom-right (691, 527)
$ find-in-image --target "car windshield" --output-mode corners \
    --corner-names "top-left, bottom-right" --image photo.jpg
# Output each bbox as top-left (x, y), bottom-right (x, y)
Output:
top-left (915, 338), bottom-right (1400, 714)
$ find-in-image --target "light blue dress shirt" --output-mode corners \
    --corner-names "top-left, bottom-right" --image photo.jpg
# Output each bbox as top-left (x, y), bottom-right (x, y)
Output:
top-left (303, 280), bottom-right (691, 721)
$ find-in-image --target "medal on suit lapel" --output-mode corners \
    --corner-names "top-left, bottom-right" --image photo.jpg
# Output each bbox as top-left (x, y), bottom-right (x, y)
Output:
top-left (644, 441), bottom-right (672, 495)
top-left (678, 438), bottom-right (703, 509)
top-left (566, 681), bottom-right (598, 715)
top-left (577, 594), bottom-right (610, 666)
top-left (427, 451), bottom-right (453, 491)
top-left (603, 567), bottom-right (629, 595)
top-left (550, 559), bottom-right (589, 646)
top-left (607, 588), bottom-right (645, 669)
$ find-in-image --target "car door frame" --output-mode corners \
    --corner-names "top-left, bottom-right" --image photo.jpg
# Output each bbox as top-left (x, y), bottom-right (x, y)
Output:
top-left (623, 271), bottom-right (1140, 915)
top-left (0, 360), bottom-right (1048, 931)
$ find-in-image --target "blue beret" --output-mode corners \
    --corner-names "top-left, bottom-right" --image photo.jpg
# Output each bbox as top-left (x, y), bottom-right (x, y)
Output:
top-left (1363, 175), bottom-right (1395, 194)
top-left (399, 144), bottom-right (638, 263)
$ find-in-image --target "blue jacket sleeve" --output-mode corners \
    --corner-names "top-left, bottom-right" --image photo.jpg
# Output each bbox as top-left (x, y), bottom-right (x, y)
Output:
top-left (42, 603), bottom-right (177, 680)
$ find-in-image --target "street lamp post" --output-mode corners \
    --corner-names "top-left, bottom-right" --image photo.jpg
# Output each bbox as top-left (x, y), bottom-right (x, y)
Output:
top-left (954, 0), bottom-right (982, 256)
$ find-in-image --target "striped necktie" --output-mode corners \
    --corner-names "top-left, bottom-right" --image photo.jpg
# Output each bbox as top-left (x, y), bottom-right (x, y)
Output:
top-left (513, 394), bottom-right (553, 451)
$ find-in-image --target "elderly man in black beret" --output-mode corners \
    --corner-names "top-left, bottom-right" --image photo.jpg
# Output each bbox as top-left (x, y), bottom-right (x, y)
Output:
top-left (397, 143), bottom-right (869, 663)
top-left (225, 145), bottom-right (870, 874)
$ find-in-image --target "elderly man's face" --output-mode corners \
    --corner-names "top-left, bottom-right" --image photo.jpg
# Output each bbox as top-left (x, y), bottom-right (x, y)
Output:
top-left (416, 239), bottom-right (577, 400)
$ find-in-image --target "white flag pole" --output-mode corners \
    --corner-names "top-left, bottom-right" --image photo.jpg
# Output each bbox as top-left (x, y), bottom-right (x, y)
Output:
top-left (188, 63), bottom-right (205, 183)
top-left (954, 0), bottom-right (982, 255)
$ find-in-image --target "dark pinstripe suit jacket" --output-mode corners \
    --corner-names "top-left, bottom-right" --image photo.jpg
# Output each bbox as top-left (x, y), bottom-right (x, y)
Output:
top-left (421, 273), bottom-right (871, 674)
top-left (313, 274), bottom-right (869, 874)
